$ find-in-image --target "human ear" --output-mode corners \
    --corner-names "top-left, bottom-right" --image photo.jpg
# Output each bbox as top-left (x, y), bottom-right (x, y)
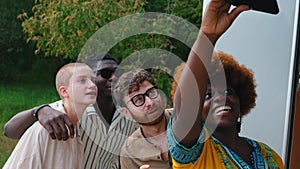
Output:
top-left (59, 86), bottom-right (69, 98)
top-left (119, 107), bottom-right (132, 118)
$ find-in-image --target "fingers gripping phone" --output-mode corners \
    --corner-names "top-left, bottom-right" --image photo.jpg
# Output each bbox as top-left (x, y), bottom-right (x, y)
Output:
top-left (230, 0), bottom-right (280, 15)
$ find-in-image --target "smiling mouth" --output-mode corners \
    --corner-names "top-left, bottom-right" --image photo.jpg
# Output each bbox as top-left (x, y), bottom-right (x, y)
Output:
top-left (215, 106), bottom-right (232, 114)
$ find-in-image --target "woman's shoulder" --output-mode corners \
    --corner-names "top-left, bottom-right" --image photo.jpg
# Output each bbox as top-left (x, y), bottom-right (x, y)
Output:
top-left (245, 137), bottom-right (275, 151)
top-left (245, 137), bottom-right (285, 168)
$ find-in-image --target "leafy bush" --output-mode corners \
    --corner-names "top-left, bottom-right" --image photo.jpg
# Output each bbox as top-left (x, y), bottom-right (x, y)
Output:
top-left (19, 0), bottom-right (147, 59)
top-left (0, 0), bottom-right (35, 82)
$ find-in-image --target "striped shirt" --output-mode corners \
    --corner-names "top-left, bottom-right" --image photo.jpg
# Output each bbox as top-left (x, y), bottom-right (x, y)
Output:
top-left (51, 101), bottom-right (138, 169)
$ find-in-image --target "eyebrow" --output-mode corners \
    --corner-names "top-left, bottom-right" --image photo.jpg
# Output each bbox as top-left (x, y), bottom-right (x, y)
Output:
top-left (76, 75), bottom-right (95, 78)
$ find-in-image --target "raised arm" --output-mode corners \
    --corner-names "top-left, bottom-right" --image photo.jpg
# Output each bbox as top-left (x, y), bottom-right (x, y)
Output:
top-left (171, 0), bottom-right (249, 147)
top-left (4, 104), bottom-right (74, 140)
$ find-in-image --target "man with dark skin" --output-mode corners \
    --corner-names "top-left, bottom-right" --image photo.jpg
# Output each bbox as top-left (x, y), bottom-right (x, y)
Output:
top-left (4, 53), bottom-right (137, 169)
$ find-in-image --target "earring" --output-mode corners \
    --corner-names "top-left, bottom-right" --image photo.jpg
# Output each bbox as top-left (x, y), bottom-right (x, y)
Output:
top-left (237, 114), bottom-right (241, 123)
top-left (237, 113), bottom-right (242, 133)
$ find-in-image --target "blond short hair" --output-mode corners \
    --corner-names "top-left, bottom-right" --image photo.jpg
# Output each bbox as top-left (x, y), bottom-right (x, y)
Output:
top-left (55, 63), bottom-right (89, 98)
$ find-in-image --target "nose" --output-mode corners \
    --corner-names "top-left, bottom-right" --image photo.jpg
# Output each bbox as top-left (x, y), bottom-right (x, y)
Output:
top-left (143, 96), bottom-right (153, 109)
top-left (89, 79), bottom-right (97, 89)
top-left (108, 73), bottom-right (117, 81)
top-left (213, 91), bottom-right (227, 103)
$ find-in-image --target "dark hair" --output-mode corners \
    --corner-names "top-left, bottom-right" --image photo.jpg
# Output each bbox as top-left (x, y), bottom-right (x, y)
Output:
top-left (113, 69), bottom-right (157, 107)
top-left (86, 53), bottom-right (117, 70)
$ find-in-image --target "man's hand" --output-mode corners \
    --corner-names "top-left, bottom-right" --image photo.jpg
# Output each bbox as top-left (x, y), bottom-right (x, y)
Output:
top-left (38, 106), bottom-right (74, 140)
top-left (201, 0), bottom-right (250, 44)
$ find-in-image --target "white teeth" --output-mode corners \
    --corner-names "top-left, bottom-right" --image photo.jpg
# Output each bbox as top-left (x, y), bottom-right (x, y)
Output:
top-left (215, 106), bottom-right (232, 114)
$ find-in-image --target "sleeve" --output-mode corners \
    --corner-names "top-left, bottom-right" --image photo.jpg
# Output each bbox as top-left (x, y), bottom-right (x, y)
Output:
top-left (3, 123), bottom-right (44, 169)
top-left (167, 115), bottom-right (206, 164)
top-left (49, 100), bottom-right (63, 109)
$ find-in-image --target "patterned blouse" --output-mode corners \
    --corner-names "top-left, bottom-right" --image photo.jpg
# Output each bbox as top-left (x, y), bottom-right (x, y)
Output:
top-left (167, 116), bottom-right (284, 169)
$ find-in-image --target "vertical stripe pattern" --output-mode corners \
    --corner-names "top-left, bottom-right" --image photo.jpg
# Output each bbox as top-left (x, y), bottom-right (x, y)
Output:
top-left (79, 105), bottom-right (138, 169)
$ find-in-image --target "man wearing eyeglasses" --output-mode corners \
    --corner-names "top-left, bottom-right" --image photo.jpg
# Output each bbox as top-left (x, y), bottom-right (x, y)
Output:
top-left (113, 69), bottom-right (172, 169)
top-left (4, 53), bottom-right (138, 169)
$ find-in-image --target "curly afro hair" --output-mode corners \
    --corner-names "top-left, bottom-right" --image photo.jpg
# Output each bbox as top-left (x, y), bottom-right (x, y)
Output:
top-left (171, 51), bottom-right (257, 116)
top-left (212, 51), bottom-right (257, 116)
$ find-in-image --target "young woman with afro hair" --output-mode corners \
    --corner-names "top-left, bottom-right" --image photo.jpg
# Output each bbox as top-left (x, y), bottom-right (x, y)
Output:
top-left (168, 51), bottom-right (284, 168)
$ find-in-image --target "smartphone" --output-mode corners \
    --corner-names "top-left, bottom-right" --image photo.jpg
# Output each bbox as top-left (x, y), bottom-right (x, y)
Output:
top-left (230, 0), bottom-right (279, 15)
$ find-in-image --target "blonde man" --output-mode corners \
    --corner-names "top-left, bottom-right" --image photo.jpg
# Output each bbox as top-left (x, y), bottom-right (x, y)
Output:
top-left (4, 63), bottom-right (97, 169)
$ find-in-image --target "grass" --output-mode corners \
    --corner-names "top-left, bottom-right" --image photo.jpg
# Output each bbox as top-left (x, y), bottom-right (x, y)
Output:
top-left (0, 83), bottom-right (59, 168)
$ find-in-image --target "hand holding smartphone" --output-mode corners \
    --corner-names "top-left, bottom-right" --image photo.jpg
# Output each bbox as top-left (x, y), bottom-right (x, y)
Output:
top-left (230, 0), bottom-right (279, 15)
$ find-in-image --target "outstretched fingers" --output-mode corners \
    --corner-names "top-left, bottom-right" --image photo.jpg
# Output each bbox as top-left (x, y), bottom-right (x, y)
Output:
top-left (201, 0), bottom-right (250, 44)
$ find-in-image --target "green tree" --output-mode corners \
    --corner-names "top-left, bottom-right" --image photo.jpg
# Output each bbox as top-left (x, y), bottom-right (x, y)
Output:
top-left (0, 0), bottom-right (69, 84)
top-left (19, 0), bottom-right (148, 60)
top-left (19, 0), bottom-right (203, 61)
top-left (0, 0), bottom-right (35, 82)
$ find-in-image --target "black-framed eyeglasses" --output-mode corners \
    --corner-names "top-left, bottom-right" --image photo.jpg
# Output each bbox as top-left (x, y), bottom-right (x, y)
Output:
top-left (129, 86), bottom-right (158, 107)
top-left (95, 69), bottom-right (115, 79)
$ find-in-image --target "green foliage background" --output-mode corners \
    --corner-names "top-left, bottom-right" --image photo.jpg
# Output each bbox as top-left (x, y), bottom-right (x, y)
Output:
top-left (19, 0), bottom-right (148, 59)
top-left (19, 0), bottom-right (202, 60)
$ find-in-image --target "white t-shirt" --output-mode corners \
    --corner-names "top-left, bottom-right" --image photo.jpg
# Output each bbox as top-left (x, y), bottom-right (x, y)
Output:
top-left (3, 103), bottom-right (83, 169)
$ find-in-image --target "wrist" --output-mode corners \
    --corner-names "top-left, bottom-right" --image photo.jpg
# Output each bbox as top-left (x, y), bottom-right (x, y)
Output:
top-left (199, 29), bottom-right (218, 46)
top-left (33, 104), bottom-right (50, 121)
